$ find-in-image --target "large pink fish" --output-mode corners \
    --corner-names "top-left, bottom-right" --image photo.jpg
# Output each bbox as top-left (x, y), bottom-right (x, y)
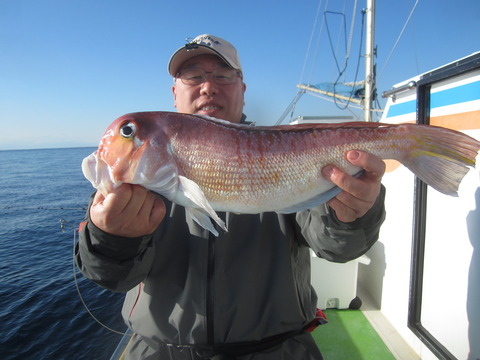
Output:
top-left (82, 111), bottom-right (480, 235)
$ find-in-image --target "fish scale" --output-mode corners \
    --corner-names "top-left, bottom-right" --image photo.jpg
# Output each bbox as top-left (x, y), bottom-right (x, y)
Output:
top-left (170, 120), bottom-right (417, 212)
top-left (82, 111), bottom-right (480, 235)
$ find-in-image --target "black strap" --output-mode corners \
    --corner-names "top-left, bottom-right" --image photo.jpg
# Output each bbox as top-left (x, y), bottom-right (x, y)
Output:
top-left (194, 328), bottom-right (305, 358)
top-left (162, 313), bottom-right (327, 359)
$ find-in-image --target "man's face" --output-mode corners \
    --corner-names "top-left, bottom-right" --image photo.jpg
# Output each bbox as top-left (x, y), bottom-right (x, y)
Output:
top-left (172, 54), bottom-right (246, 123)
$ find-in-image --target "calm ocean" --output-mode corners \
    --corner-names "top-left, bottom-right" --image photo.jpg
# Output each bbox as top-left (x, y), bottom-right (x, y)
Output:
top-left (0, 147), bottom-right (126, 360)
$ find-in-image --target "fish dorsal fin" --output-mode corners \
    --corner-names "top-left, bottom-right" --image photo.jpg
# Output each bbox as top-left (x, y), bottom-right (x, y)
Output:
top-left (174, 175), bottom-right (227, 236)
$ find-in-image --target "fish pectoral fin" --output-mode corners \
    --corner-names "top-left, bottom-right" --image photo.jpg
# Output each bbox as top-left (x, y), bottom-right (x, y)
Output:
top-left (277, 186), bottom-right (343, 213)
top-left (176, 176), bottom-right (227, 235)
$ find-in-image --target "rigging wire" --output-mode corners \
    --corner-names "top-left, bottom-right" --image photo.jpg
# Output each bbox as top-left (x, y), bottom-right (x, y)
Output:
top-left (279, 0), bottom-right (327, 125)
top-left (307, 0), bottom-right (330, 86)
top-left (407, 0), bottom-right (420, 75)
top-left (378, 0), bottom-right (420, 81)
top-left (346, 0), bottom-right (359, 60)
top-left (274, 89), bottom-right (306, 125)
top-left (274, 0), bottom-right (324, 125)
top-left (60, 219), bottom-right (126, 336)
top-left (299, 0), bottom-right (324, 85)
top-left (278, 0), bottom-right (325, 125)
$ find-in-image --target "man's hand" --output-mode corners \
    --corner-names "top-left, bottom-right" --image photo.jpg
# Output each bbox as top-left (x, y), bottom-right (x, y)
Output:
top-left (90, 184), bottom-right (166, 238)
top-left (322, 150), bottom-right (385, 223)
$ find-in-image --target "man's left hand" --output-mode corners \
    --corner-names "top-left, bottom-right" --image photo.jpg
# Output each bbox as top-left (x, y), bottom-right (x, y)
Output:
top-left (322, 150), bottom-right (386, 223)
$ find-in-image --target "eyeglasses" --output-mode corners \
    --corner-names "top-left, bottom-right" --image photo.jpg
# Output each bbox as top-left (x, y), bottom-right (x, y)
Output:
top-left (176, 68), bottom-right (242, 86)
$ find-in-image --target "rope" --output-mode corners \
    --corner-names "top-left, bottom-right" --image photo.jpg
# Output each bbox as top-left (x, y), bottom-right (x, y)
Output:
top-left (329, 8), bottom-right (365, 111)
top-left (323, 0), bottom-right (358, 83)
top-left (324, 10), bottom-right (348, 74)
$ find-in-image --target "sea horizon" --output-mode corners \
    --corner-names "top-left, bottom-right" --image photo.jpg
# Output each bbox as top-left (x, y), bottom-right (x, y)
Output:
top-left (0, 145), bottom-right (97, 152)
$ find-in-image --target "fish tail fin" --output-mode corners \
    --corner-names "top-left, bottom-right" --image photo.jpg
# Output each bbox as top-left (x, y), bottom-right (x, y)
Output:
top-left (401, 125), bottom-right (480, 196)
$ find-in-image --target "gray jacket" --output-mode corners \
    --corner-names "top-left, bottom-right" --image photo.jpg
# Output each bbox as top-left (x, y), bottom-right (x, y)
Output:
top-left (76, 186), bottom-right (385, 359)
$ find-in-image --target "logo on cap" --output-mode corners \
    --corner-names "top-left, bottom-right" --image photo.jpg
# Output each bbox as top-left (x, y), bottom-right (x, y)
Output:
top-left (185, 35), bottom-right (221, 51)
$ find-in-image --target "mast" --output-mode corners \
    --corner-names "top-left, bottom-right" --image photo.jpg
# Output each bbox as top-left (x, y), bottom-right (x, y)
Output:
top-left (364, 0), bottom-right (375, 122)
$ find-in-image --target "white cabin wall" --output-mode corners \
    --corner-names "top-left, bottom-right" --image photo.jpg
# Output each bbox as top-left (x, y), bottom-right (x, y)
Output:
top-left (358, 165), bottom-right (435, 357)
top-left (359, 156), bottom-right (480, 359)
top-left (359, 66), bottom-right (480, 358)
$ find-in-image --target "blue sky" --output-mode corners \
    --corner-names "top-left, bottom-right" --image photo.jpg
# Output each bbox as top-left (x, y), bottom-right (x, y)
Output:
top-left (1, 0), bottom-right (479, 150)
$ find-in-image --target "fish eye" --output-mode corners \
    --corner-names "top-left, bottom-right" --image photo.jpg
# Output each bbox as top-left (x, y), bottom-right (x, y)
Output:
top-left (120, 122), bottom-right (137, 138)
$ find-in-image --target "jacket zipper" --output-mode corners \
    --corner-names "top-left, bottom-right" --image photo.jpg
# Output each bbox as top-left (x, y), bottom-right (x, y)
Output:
top-left (206, 233), bottom-right (216, 345)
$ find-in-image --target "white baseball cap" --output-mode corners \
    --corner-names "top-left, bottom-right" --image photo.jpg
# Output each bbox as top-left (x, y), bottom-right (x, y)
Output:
top-left (168, 34), bottom-right (242, 77)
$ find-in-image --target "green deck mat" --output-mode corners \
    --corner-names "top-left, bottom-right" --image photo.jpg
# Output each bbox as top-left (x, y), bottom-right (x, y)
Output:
top-left (312, 309), bottom-right (395, 360)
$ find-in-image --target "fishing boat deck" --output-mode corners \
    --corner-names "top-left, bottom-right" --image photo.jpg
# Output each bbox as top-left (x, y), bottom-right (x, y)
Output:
top-left (313, 288), bottom-right (420, 359)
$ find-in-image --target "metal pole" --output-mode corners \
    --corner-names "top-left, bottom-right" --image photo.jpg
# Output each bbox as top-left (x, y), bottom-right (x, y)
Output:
top-left (364, 0), bottom-right (375, 122)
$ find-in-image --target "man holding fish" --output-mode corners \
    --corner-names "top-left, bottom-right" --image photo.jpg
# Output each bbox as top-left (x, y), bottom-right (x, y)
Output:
top-left (77, 34), bottom-right (387, 359)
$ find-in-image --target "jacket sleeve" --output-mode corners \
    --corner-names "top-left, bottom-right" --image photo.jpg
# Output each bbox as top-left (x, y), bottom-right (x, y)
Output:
top-left (295, 185), bottom-right (386, 263)
top-left (75, 202), bottom-right (157, 293)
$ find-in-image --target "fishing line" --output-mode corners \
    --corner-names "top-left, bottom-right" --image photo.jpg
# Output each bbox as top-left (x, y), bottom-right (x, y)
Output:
top-left (60, 219), bottom-right (125, 336)
top-left (2, 206), bottom-right (88, 210)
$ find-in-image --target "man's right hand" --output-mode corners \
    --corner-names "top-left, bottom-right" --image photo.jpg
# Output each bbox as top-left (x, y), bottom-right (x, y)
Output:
top-left (89, 184), bottom-right (166, 238)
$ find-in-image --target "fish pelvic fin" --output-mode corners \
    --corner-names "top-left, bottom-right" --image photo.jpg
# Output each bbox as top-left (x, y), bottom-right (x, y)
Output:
top-left (186, 208), bottom-right (220, 237)
top-left (403, 126), bottom-right (480, 196)
top-left (277, 171), bottom-right (363, 213)
top-left (277, 186), bottom-right (342, 214)
top-left (175, 175), bottom-right (227, 236)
